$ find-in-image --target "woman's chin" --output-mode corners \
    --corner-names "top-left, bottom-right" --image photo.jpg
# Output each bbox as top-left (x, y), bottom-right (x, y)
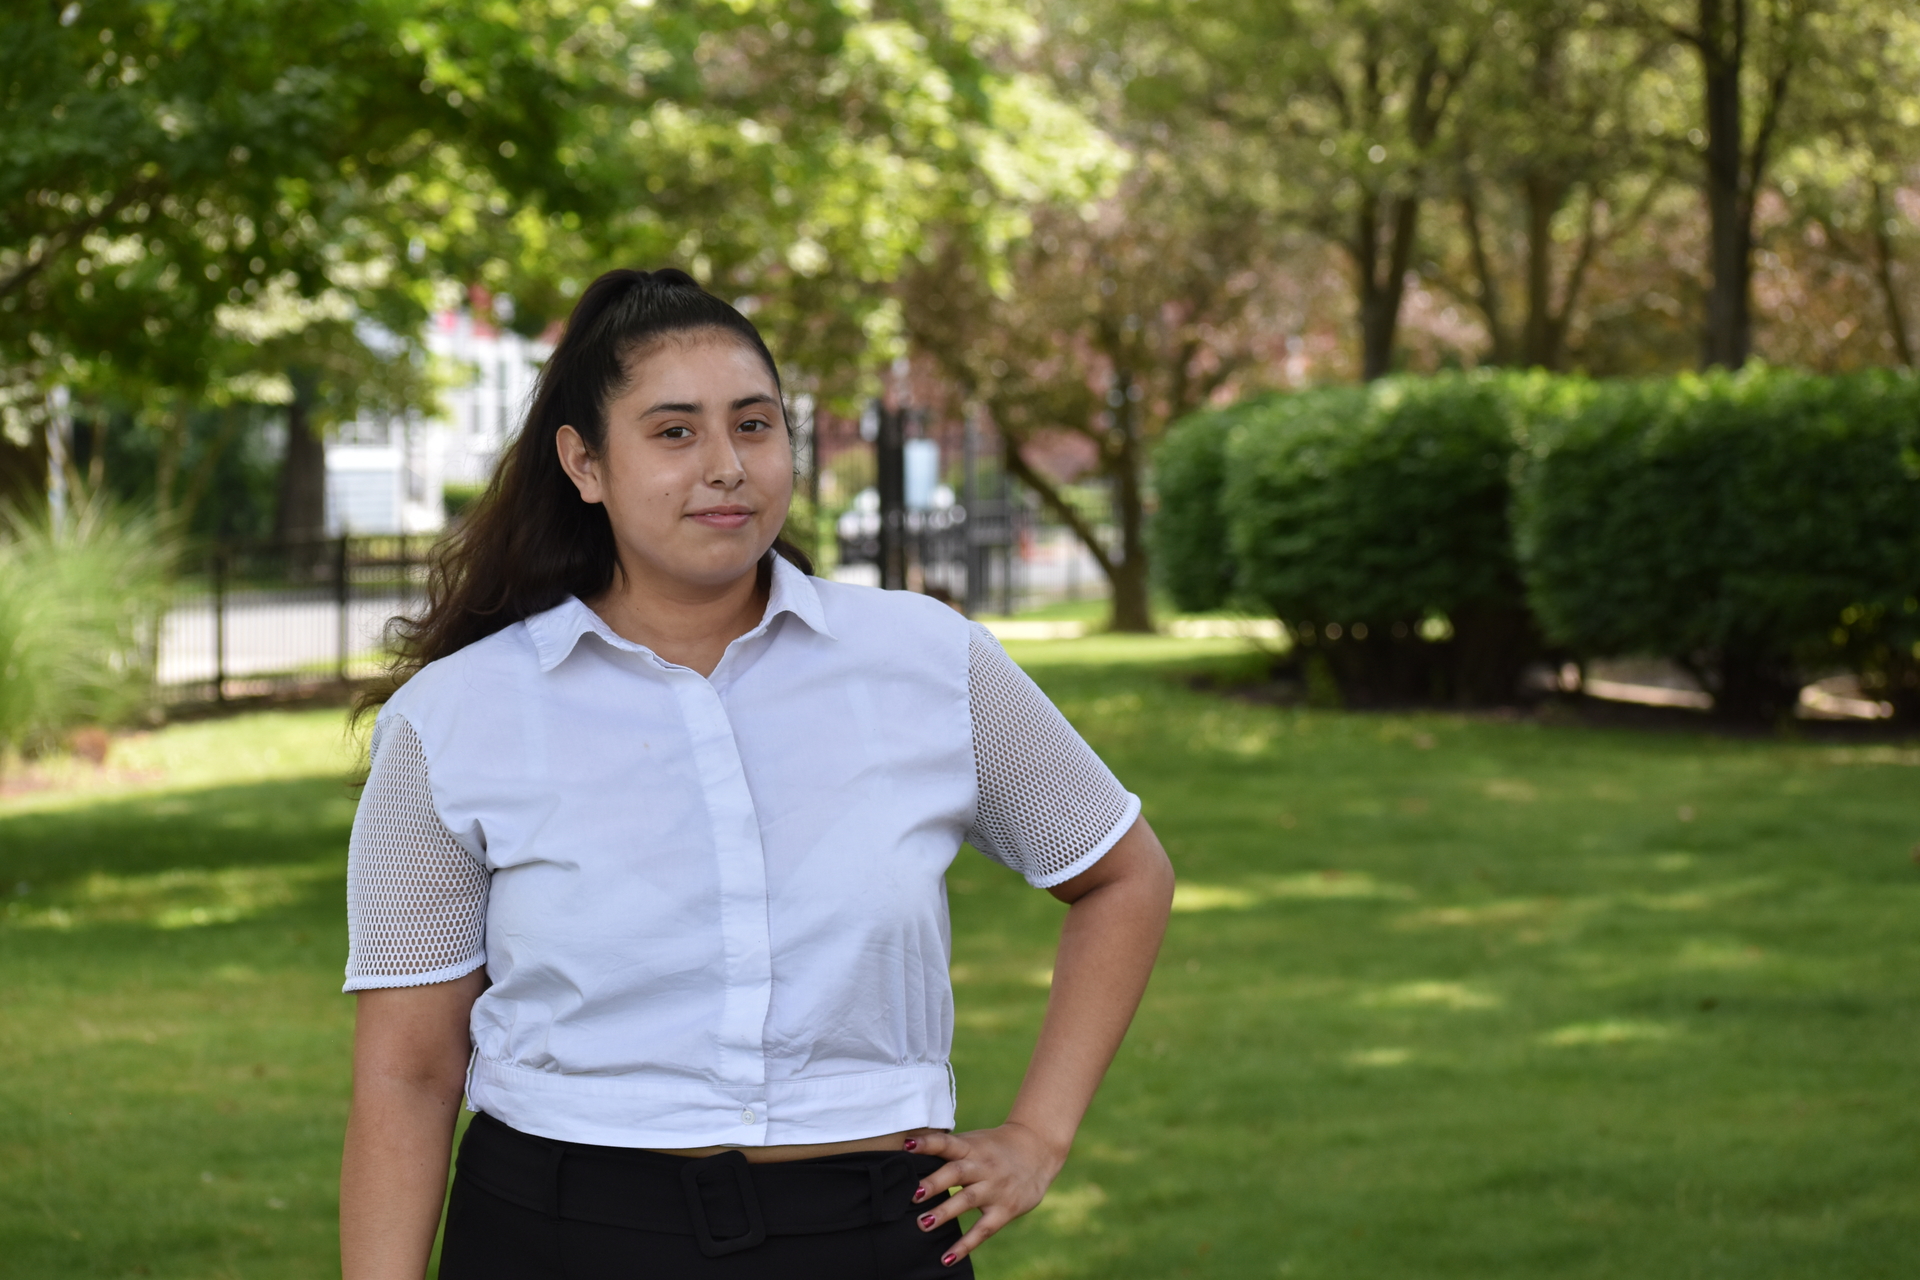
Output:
top-left (638, 538), bottom-right (777, 590)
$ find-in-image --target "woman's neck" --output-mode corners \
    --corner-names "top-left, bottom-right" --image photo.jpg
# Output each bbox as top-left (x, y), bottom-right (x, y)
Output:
top-left (586, 558), bottom-right (770, 678)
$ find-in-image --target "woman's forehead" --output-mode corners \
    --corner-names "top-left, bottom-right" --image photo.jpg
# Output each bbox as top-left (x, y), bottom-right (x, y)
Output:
top-left (619, 332), bottom-right (776, 401)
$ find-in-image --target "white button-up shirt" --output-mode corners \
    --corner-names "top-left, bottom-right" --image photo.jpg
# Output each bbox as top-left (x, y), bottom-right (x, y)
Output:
top-left (346, 557), bottom-right (1138, 1148)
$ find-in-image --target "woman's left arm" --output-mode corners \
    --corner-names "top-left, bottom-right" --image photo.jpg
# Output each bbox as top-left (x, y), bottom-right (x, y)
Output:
top-left (910, 815), bottom-right (1175, 1265)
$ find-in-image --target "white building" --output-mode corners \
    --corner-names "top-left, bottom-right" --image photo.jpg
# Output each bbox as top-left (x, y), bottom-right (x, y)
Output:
top-left (325, 310), bottom-right (552, 535)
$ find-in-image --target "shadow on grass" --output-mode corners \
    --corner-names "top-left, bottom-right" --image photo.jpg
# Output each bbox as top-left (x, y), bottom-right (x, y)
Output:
top-left (0, 775), bottom-right (358, 900)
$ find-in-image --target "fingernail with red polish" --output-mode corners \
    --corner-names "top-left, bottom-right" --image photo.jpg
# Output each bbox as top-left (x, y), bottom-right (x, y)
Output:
top-left (919, 1213), bottom-right (937, 1229)
top-left (942, 1253), bottom-right (958, 1267)
top-left (903, 1138), bottom-right (918, 1151)
top-left (912, 1186), bottom-right (928, 1202)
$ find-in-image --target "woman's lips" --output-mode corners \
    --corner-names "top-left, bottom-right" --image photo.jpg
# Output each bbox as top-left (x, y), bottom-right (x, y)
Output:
top-left (687, 506), bottom-right (753, 529)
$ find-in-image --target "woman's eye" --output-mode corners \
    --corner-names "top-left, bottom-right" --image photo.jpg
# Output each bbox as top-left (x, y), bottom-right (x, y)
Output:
top-left (660, 425), bottom-right (693, 439)
top-left (738, 417), bottom-right (771, 434)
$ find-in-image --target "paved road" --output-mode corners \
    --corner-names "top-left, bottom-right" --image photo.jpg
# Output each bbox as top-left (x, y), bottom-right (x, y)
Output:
top-left (157, 590), bottom-right (422, 686)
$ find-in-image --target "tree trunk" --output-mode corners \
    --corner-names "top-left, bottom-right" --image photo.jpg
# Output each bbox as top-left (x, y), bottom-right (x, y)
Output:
top-left (1709, 641), bottom-right (1800, 723)
top-left (1105, 379), bottom-right (1153, 633)
top-left (274, 371), bottom-right (327, 546)
top-left (1699, 0), bottom-right (1753, 370)
top-left (1520, 174), bottom-right (1563, 367)
top-left (1870, 179), bottom-right (1914, 367)
top-left (152, 402), bottom-right (187, 534)
top-left (998, 415), bottom-right (1153, 635)
top-left (1355, 193), bottom-right (1420, 380)
top-left (1459, 184), bottom-right (1514, 364)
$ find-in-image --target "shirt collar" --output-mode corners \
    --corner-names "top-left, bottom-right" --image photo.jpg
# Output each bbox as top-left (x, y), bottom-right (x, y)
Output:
top-left (524, 553), bottom-right (834, 674)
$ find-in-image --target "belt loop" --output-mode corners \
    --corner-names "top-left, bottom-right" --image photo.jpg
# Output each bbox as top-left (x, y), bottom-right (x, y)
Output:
top-left (545, 1143), bottom-right (565, 1219)
top-left (869, 1162), bottom-right (888, 1225)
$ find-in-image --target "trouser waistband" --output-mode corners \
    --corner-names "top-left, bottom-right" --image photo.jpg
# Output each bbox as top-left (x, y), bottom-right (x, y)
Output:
top-left (455, 1111), bottom-right (942, 1259)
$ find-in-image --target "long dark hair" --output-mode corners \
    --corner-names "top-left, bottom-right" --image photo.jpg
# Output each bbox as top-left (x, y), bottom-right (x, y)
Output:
top-left (363, 268), bottom-right (812, 713)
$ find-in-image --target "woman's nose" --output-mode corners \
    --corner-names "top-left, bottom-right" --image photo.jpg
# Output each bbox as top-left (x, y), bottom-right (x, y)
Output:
top-left (703, 437), bottom-right (746, 486)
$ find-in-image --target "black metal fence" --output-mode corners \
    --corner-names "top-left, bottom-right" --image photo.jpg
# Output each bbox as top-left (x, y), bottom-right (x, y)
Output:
top-left (834, 495), bottom-right (1034, 612)
top-left (158, 536), bottom-right (434, 703)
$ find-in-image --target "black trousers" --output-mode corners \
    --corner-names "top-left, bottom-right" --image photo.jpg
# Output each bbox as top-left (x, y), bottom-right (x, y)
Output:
top-left (440, 1112), bottom-right (973, 1279)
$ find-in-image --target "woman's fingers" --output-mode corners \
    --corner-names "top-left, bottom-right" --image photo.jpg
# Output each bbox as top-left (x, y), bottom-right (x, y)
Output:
top-left (913, 1179), bottom-right (979, 1230)
top-left (905, 1131), bottom-right (969, 1209)
top-left (904, 1131), bottom-right (967, 1161)
top-left (911, 1163), bottom-right (974, 1227)
top-left (942, 1205), bottom-right (1011, 1265)
top-left (905, 1124), bottom-right (1063, 1263)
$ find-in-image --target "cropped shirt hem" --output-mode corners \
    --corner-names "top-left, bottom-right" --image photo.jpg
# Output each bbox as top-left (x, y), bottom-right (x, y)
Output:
top-left (1021, 793), bottom-right (1142, 890)
top-left (465, 1057), bottom-right (958, 1149)
top-left (342, 951), bottom-right (486, 993)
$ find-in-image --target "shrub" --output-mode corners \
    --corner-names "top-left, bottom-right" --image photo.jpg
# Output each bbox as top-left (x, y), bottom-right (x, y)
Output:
top-left (1149, 398), bottom-right (1264, 612)
top-left (1515, 367), bottom-right (1920, 721)
top-left (441, 481), bottom-right (486, 519)
top-left (0, 503), bottom-right (172, 757)
top-left (1152, 375), bottom-right (1535, 704)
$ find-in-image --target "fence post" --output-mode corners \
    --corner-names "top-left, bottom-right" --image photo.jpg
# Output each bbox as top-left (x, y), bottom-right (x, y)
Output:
top-left (876, 399), bottom-right (907, 590)
top-left (335, 535), bottom-right (350, 684)
top-left (398, 533), bottom-right (412, 605)
top-left (213, 548), bottom-right (228, 704)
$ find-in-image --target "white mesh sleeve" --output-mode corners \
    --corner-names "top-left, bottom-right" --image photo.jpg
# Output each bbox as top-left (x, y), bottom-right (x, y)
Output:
top-left (343, 715), bottom-right (489, 992)
top-left (965, 623), bottom-right (1142, 888)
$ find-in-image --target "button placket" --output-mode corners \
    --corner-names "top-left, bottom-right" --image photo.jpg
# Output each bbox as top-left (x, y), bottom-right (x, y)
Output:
top-left (669, 673), bottom-right (775, 1092)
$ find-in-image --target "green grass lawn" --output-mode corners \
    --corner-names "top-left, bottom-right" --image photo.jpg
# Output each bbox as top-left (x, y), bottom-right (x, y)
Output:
top-left (3, 638), bottom-right (1918, 1278)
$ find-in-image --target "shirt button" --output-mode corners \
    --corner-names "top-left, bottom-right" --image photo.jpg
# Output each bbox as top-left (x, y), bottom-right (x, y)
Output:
top-left (740, 1109), bottom-right (755, 1125)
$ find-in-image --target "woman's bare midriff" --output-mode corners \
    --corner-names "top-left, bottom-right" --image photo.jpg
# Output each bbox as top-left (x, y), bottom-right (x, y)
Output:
top-left (646, 1126), bottom-right (947, 1164)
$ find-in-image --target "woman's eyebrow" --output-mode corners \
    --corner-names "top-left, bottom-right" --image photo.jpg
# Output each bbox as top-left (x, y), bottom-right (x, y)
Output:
top-left (639, 393), bottom-right (777, 416)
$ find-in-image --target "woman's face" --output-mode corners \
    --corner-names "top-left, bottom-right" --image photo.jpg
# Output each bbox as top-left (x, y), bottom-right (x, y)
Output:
top-left (556, 331), bottom-right (793, 593)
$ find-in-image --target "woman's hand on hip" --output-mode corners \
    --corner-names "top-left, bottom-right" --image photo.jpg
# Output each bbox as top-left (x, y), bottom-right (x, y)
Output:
top-left (906, 1123), bottom-right (1067, 1266)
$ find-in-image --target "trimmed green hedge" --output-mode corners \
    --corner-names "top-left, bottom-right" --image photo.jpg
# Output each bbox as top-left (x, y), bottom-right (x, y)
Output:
top-left (1151, 397), bottom-right (1261, 614)
top-left (1153, 375), bottom-right (1536, 705)
top-left (1153, 367), bottom-right (1920, 720)
top-left (1517, 368), bottom-right (1920, 720)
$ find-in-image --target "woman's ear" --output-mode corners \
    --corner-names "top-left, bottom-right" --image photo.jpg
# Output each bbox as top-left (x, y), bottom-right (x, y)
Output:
top-left (555, 425), bottom-right (605, 504)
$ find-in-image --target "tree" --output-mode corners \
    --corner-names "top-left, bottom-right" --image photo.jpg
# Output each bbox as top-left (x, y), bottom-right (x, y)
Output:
top-left (1636, 0), bottom-right (1811, 368)
top-left (388, 0), bottom-right (1121, 408)
top-left (1440, 0), bottom-right (1673, 369)
top-left (902, 149), bottom-right (1327, 630)
top-left (1109, 0), bottom-right (1484, 379)
top-left (0, 0), bottom-right (563, 527)
top-left (1764, 4), bottom-right (1920, 368)
top-left (7, 0), bottom-right (1113, 524)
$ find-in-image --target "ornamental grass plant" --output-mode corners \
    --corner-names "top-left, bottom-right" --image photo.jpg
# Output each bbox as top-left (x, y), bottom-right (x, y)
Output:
top-left (0, 501), bottom-right (172, 760)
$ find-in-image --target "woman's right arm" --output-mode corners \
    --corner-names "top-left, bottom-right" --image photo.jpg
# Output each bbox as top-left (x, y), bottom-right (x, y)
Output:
top-left (341, 970), bottom-right (487, 1280)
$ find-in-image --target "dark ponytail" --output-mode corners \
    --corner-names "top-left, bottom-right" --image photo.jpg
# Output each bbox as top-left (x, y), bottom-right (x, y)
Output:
top-left (361, 268), bottom-right (811, 714)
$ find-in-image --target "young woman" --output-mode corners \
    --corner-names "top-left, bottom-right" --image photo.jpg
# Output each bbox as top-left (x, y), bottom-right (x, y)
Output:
top-left (338, 268), bottom-right (1174, 1280)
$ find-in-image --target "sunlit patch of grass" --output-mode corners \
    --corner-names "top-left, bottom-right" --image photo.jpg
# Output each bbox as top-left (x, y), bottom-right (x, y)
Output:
top-left (2, 860), bottom-right (337, 930)
top-left (1345, 1046), bottom-right (1415, 1068)
top-left (1032, 1182), bottom-right (1108, 1234)
top-left (1172, 870), bottom-right (1415, 914)
top-left (1539, 1020), bottom-right (1679, 1047)
top-left (0, 708), bottom-right (360, 816)
top-left (1359, 981), bottom-right (1501, 1011)
top-left (1672, 939), bottom-right (1767, 970)
top-left (1396, 897), bottom-right (1587, 930)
